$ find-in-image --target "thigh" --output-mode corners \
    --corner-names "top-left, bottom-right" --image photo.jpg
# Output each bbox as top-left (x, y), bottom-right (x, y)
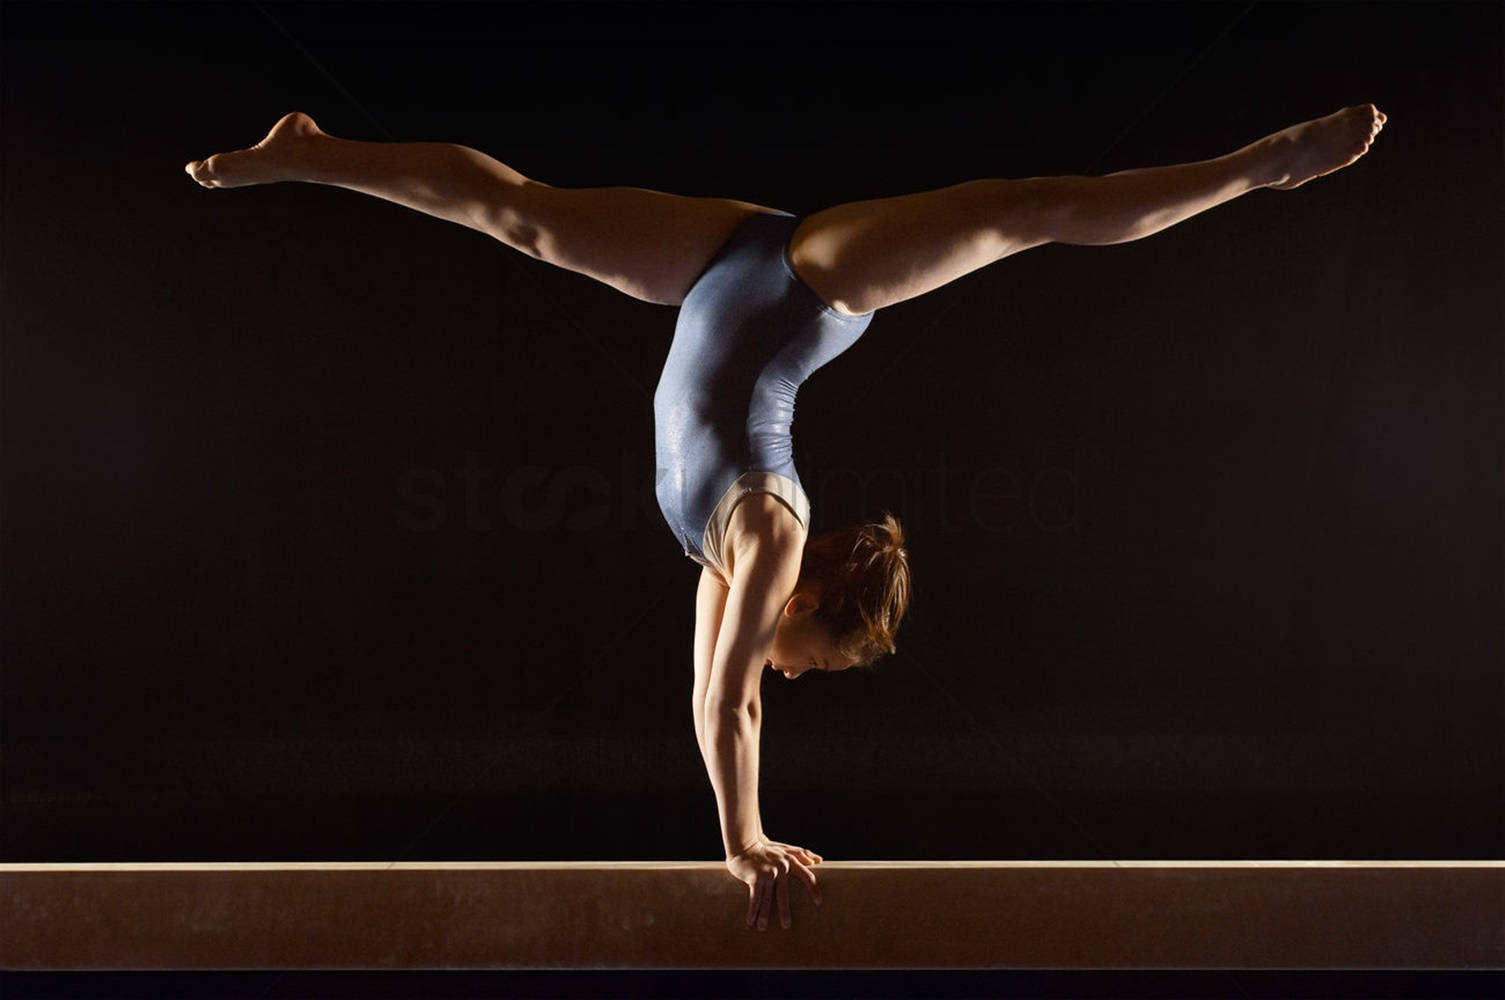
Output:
top-left (786, 178), bottom-right (1052, 315)
top-left (515, 184), bottom-right (786, 306)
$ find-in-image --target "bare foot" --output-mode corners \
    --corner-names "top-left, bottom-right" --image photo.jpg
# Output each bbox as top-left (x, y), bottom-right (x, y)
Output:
top-left (183, 111), bottom-right (325, 189)
top-left (1259, 104), bottom-right (1387, 190)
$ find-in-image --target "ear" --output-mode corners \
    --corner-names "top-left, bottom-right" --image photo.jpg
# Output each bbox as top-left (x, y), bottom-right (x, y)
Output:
top-left (783, 590), bottom-right (820, 617)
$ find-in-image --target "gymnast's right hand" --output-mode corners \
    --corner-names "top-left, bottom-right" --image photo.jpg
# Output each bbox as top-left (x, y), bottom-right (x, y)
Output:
top-left (726, 839), bottom-right (823, 931)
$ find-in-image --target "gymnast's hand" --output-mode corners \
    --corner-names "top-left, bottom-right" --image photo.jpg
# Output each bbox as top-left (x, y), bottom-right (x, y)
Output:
top-left (726, 838), bottom-right (823, 930)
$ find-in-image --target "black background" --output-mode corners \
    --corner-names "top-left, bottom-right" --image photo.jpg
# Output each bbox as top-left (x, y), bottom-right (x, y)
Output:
top-left (2, 0), bottom-right (1501, 994)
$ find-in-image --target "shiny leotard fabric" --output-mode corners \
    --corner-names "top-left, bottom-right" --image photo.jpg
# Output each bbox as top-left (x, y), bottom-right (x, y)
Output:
top-left (653, 211), bottom-right (875, 579)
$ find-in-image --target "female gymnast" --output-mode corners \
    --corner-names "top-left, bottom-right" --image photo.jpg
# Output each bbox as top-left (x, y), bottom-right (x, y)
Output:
top-left (185, 102), bottom-right (1385, 930)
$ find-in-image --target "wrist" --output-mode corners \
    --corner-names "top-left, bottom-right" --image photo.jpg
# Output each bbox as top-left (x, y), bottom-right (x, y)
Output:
top-left (725, 836), bottom-right (763, 861)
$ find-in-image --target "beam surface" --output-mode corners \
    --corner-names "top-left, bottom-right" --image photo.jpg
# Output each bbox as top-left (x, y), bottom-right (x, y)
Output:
top-left (2, 861), bottom-right (1501, 970)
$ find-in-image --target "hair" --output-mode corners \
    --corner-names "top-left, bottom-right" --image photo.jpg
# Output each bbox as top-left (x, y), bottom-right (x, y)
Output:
top-left (798, 511), bottom-right (912, 669)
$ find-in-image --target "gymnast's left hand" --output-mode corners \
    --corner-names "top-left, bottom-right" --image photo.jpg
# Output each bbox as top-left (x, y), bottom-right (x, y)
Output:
top-left (726, 838), bottom-right (823, 931)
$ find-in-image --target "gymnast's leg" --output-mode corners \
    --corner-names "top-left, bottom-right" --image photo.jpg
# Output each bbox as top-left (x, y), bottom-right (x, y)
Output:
top-left (184, 112), bottom-right (780, 306)
top-left (786, 104), bottom-right (1387, 316)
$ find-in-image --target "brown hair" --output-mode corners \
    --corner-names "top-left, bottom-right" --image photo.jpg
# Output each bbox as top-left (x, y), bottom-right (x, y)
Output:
top-left (798, 511), bottom-right (912, 669)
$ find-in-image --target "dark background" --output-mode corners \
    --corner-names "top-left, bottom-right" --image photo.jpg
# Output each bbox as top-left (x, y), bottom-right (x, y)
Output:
top-left (2, 0), bottom-right (1500, 877)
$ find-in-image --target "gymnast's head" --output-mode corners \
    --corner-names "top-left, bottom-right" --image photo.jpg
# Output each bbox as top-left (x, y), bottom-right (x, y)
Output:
top-left (765, 512), bottom-right (911, 679)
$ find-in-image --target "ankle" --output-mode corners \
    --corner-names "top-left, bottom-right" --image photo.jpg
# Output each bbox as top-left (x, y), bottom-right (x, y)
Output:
top-left (279, 132), bottom-right (342, 185)
top-left (1237, 136), bottom-right (1286, 190)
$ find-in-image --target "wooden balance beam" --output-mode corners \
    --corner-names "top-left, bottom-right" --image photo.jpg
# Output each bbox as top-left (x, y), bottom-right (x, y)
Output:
top-left (2, 861), bottom-right (1500, 970)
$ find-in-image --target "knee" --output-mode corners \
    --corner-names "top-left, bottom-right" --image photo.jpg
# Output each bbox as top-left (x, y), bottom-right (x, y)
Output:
top-left (480, 179), bottom-right (548, 257)
top-left (992, 176), bottom-right (1079, 251)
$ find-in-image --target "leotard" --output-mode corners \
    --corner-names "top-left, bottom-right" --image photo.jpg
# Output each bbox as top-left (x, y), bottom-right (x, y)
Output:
top-left (653, 210), bottom-right (875, 581)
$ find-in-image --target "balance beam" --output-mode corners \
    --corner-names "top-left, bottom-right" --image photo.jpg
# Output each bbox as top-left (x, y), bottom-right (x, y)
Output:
top-left (2, 862), bottom-right (1500, 970)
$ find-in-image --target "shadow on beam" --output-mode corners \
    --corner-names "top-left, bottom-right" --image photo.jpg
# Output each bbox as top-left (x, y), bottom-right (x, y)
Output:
top-left (2, 861), bottom-right (1501, 970)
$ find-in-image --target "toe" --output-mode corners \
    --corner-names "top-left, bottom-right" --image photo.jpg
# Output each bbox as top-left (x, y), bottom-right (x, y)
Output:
top-left (186, 158), bottom-right (221, 188)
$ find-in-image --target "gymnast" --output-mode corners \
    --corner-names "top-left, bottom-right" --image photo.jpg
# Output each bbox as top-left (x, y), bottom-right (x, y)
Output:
top-left (185, 102), bottom-right (1386, 930)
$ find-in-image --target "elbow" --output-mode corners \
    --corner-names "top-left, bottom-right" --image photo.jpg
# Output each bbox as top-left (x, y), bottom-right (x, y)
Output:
top-left (704, 699), bottom-right (759, 727)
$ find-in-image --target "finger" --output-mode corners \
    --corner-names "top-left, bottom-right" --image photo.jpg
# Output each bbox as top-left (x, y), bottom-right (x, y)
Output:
top-left (777, 871), bottom-right (792, 929)
top-left (756, 870), bottom-right (775, 931)
top-left (794, 863), bottom-right (823, 906)
top-left (745, 881), bottom-right (758, 930)
top-left (786, 845), bottom-right (816, 864)
top-left (775, 842), bottom-right (821, 865)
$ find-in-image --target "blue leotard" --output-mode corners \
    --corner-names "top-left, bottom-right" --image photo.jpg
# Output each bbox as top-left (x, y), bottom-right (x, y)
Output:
top-left (653, 210), bottom-right (875, 580)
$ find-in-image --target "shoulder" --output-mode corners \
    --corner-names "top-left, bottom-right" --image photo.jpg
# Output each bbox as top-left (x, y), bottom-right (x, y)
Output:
top-left (721, 494), bottom-right (807, 587)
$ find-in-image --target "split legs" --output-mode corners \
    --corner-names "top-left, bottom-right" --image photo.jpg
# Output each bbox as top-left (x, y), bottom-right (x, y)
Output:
top-left (186, 105), bottom-right (1385, 316)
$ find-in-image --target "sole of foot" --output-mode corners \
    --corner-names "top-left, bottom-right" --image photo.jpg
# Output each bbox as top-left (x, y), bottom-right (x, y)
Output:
top-left (184, 111), bottom-right (325, 189)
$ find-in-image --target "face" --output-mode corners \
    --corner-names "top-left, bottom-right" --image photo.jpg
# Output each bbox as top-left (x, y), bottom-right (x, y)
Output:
top-left (763, 590), bottom-right (859, 680)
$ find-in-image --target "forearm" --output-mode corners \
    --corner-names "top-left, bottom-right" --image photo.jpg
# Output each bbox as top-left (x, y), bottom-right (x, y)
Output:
top-left (704, 708), bottom-right (765, 859)
top-left (695, 706), bottom-right (765, 844)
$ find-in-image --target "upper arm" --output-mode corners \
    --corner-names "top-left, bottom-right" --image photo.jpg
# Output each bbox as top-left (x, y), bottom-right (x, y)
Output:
top-left (704, 543), bottom-right (801, 716)
top-left (692, 566), bottom-right (729, 715)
